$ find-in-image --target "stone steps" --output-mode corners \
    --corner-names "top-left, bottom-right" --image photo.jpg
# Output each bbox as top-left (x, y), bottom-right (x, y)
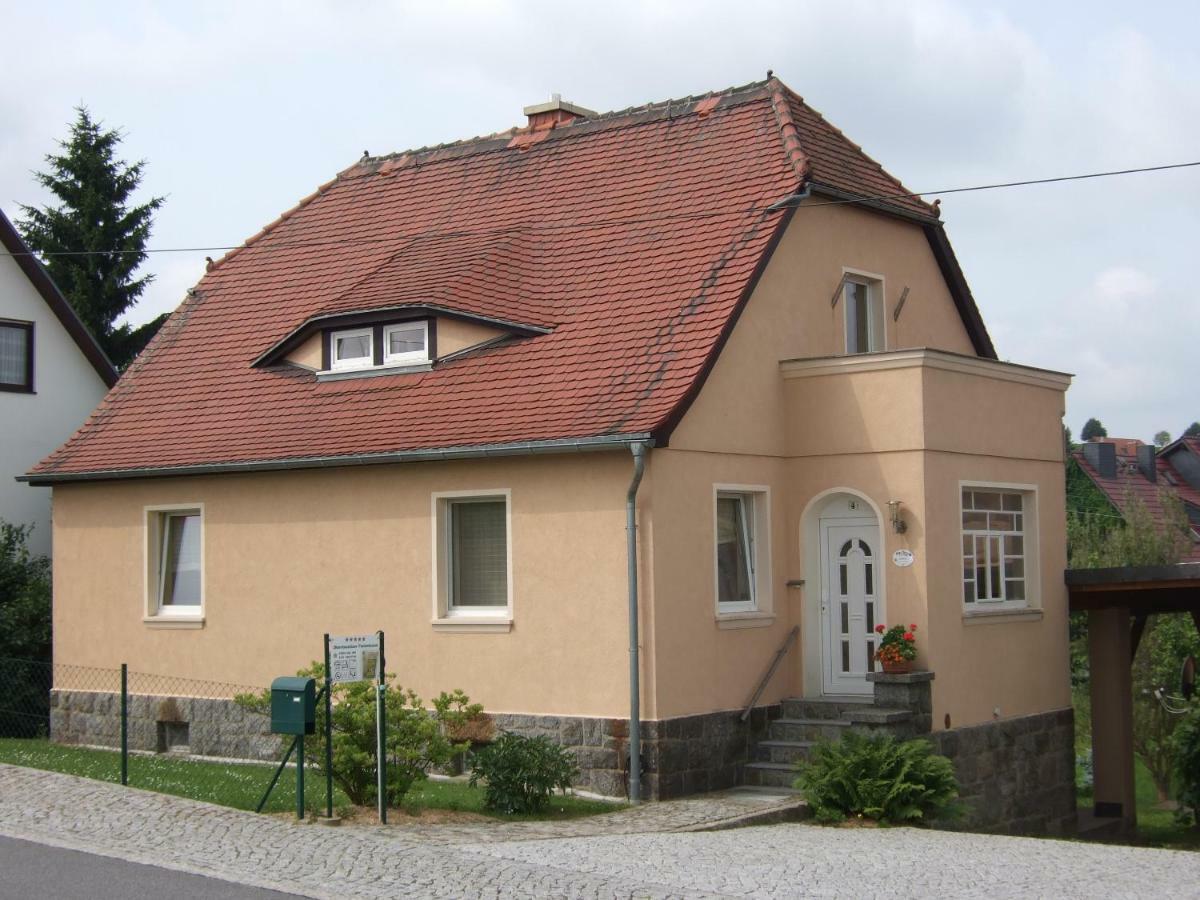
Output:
top-left (753, 739), bottom-right (815, 765)
top-left (741, 761), bottom-right (799, 789)
top-left (768, 718), bottom-right (853, 743)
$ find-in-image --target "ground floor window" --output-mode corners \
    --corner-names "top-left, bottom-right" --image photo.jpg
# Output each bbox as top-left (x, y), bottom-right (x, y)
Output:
top-left (961, 486), bottom-right (1031, 609)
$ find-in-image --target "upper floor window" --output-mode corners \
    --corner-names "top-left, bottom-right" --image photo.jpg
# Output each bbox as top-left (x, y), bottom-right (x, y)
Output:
top-left (0, 321), bottom-right (34, 392)
top-left (384, 322), bottom-right (429, 366)
top-left (146, 506), bottom-right (204, 620)
top-left (843, 277), bottom-right (884, 354)
top-left (961, 487), bottom-right (1029, 609)
top-left (331, 327), bottom-right (374, 371)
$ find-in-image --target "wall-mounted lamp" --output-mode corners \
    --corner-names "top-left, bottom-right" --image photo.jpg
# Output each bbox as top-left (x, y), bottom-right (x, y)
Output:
top-left (887, 500), bottom-right (907, 534)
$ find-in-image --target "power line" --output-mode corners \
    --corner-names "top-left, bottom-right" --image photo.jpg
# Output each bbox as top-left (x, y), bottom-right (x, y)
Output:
top-left (4, 159), bottom-right (1199, 260)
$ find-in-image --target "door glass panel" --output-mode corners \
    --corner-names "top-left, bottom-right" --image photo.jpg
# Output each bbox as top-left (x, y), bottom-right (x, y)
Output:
top-left (866, 643), bottom-right (875, 672)
top-left (841, 641), bottom-right (850, 673)
top-left (839, 564), bottom-right (847, 596)
top-left (864, 563), bottom-right (873, 595)
top-left (866, 601), bottom-right (875, 633)
top-left (840, 602), bottom-right (849, 634)
top-left (839, 540), bottom-right (853, 557)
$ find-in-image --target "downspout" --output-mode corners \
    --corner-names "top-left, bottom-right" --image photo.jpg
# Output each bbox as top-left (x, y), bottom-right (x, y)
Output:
top-left (626, 441), bottom-right (647, 803)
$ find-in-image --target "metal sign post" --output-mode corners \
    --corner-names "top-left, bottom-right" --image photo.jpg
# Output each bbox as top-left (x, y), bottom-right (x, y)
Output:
top-left (323, 634), bottom-right (334, 820)
top-left (327, 631), bottom-right (386, 825)
top-left (376, 630), bottom-right (387, 825)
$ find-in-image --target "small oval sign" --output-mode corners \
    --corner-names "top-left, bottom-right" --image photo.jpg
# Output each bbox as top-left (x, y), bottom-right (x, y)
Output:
top-left (892, 549), bottom-right (914, 568)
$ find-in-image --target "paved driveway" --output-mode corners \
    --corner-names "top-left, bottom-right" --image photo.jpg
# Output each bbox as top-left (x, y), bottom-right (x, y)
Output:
top-left (0, 764), bottom-right (1195, 898)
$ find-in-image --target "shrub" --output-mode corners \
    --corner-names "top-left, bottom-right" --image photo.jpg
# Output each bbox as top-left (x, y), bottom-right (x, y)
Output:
top-left (469, 732), bottom-right (579, 814)
top-left (794, 731), bottom-right (959, 824)
top-left (237, 663), bottom-right (483, 808)
top-left (1172, 705), bottom-right (1200, 829)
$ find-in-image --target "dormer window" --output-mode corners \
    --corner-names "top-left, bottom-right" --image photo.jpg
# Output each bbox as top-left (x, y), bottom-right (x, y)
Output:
top-left (331, 327), bottom-right (375, 371)
top-left (384, 322), bottom-right (428, 366)
top-left (322, 319), bottom-right (433, 377)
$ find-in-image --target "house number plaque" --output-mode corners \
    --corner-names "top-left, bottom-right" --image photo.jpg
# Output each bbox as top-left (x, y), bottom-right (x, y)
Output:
top-left (892, 549), bottom-right (914, 568)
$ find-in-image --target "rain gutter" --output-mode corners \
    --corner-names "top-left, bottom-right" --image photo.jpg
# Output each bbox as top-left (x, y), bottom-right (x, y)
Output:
top-left (625, 440), bottom-right (647, 803)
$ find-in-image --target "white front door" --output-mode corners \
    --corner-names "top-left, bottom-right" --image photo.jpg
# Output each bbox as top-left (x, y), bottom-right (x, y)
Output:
top-left (820, 519), bottom-right (883, 696)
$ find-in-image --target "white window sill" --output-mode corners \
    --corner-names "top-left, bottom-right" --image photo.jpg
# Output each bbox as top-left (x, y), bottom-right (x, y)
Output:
top-left (963, 607), bottom-right (1042, 625)
top-left (716, 611), bottom-right (776, 630)
top-left (432, 617), bottom-right (512, 633)
top-left (143, 615), bottom-right (205, 629)
top-left (317, 362), bottom-right (432, 382)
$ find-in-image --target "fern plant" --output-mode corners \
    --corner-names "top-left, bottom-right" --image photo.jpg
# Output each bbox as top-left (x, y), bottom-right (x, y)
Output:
top-left (795, 731), bottom-right (959, 824)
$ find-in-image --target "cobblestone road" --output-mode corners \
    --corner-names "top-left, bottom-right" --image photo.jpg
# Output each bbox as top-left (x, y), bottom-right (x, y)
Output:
top-left (1, 764), bottom-right (1195, 898)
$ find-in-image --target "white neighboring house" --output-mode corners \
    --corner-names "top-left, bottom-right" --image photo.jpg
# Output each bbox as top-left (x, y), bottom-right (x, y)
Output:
top-left (0, 209), bottom-right (117, 557)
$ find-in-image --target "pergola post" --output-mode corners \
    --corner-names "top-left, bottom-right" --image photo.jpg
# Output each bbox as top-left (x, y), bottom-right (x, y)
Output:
top-left (1087, 607), bottom-right (1136, 832)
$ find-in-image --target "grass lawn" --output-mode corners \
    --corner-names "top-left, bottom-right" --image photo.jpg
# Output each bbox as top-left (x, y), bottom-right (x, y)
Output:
top-left (0, 738), bottom-right (621, 821)
top-left (1077, 752), bottom-right (1200, 851)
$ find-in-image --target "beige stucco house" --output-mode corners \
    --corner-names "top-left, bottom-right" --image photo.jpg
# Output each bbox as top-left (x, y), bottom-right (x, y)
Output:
top-left (28, 79), bottom-right (1076, 831)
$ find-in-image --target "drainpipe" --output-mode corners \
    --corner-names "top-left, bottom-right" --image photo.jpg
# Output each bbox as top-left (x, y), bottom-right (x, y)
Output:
top-left (626, 441), bottom-right (647, 803)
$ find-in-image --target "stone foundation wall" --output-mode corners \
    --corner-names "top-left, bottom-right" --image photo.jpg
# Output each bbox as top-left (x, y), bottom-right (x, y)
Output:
top-left (51, 689), bottom-right (775, 800)
top-left (51, 690), bottom-right (278, 761)
top-left (932, 708), bottom-right (1077, 836)
top-left (491, 706), bottom-right (780, 799)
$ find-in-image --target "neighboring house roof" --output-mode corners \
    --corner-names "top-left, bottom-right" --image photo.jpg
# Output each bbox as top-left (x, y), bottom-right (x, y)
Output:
top-left (0, 210), bottom-right (118, 388)
top-left (25, 78), bottom-right (995, 484)
top-left (1072, 446), bottom-right (1200, 562)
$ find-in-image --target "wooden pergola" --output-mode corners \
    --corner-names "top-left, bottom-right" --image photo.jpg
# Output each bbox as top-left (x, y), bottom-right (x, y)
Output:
top-left (1067, 562), bottom-right (1200, 833)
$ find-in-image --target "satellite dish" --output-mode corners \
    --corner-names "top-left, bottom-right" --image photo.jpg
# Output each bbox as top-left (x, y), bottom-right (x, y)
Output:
top-left (1183, 656), bottom-right (1196, 701)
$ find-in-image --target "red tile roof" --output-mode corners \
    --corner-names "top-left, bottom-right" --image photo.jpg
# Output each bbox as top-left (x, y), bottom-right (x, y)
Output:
top-left (26, 79), bottom-right (989, 482)
top-left (1072, 449), bottom-right (1200, 561)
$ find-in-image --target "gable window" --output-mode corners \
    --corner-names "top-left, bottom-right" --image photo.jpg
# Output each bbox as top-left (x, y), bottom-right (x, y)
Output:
top-left (713, 485), bottom-right (772, 620)
top-left (432, 491), bottom-right (512, 628)
top-left (330, 327), bottom-right (374, 371)
top-left (384, 322), bottom-right (428, 366)
top-left (0, 321), bottom-right (33, 392)
top-left (843, 277), bottom-right (884, 354)
top-left (961, 487), bottom-right (1030, 609)
top-left (146, 506), bottom-right (204, 621)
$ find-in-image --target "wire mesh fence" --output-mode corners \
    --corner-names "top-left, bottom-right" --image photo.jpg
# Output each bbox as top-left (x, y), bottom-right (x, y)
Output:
top-left (0, 657), bottom-right (318, 813)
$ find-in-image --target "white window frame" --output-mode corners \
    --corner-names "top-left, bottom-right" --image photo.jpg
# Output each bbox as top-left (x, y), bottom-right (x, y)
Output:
top-left (383, 321), bottom-right (429, 367)
top-left (713, 484), bottom-right (772, 620)
top-left (144, 504), bottom-right (205, 624)
top-left (431, 489), bottom-right (513, 631)
top-left (330, 327), bottom-right (375, 371)
top-left (959, 481), bottom-right (1039, 613)
top-left (842, 268), bottom-right (886, 355)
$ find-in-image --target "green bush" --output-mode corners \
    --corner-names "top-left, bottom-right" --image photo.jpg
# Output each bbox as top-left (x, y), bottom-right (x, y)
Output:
top-left (237, 663), bottom-right (482, 809)
top-left (1172, 705), bottom-right (1200, 829)
top-left (469, 732), bottom-right (579, 814)
top-left (0, 521), bottom-right (51, 662)
top-left (794, 731), bottom-right (959, 824)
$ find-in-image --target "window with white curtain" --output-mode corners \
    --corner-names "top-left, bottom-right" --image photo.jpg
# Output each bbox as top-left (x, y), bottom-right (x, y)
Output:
top-left (716, 492), bottom-right (756, 609)
top-left (0, 322), bottom-right (33, 391)
top-left (843, 277), bottom-right (884, 354)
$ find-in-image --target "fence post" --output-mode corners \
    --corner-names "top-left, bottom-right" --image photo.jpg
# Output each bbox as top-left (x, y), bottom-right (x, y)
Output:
top-left (120, 663), bottom-right (128, 786)
top-left (324, 633), bottom-right (333, 820)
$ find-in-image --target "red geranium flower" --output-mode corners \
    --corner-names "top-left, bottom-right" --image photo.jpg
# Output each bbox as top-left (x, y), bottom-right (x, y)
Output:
top-left (875, 624), bottom-right (885, 633)
top-left (903, 632), bottom-right (914, 641)
top-left (910, 624), bottom-right (918, 631)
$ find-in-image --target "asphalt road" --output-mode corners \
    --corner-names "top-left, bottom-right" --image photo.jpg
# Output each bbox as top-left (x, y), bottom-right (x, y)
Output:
top-left (0, 835), bottom-right (301, 900)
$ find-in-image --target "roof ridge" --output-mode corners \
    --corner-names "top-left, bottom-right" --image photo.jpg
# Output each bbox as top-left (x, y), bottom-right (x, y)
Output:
top-left (766, 77), bottom-right (810, 184)
top-left (783, 88), bottom-right (935, 215)
top-left (355, 78), bottom-right (774, 170)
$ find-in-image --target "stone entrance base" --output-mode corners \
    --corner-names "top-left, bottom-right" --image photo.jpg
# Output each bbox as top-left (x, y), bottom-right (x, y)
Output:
top-left (492, 706), bottom-right (779, 800)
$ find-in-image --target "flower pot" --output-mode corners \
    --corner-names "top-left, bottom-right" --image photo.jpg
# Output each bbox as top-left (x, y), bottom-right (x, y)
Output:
top-left (880, 658), bottom-right (913, 674)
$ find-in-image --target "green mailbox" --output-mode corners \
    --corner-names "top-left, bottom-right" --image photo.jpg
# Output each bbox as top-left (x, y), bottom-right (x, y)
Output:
top-left (270, 676), bottom-right (316, 735)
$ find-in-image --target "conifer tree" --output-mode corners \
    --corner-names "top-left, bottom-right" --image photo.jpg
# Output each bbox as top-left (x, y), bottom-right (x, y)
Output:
top-left (1080, 417), bottom-right (1108, 442)
top-left (18, 107), bottom-right (165, 369)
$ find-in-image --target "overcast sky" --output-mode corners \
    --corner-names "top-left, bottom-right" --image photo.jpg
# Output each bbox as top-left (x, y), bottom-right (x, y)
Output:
top-left (3, 1), bottom-right (1197, 441)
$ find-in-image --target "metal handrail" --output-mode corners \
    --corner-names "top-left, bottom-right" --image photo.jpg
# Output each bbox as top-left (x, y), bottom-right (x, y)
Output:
top-left (740, 625), bottom-right (799, 722)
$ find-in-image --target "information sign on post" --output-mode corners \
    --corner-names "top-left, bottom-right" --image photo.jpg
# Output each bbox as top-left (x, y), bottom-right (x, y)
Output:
top-left (323, 632), bottom-right (387, 824)
top-left (328, 633), bottom-right (382, 684)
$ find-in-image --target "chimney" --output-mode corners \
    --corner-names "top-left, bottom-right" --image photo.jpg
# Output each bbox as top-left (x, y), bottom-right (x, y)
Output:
top-left (1137, 444), bottom-right (1157, 483)
top-left (523, 94), bottom-right (596, 131)
top-left (1083, 440), bottom-right (1117, 478)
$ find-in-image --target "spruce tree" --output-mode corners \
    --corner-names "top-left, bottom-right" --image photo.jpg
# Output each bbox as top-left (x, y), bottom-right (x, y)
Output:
top-left (1185, 422), bottom-right (1200, 439)
top-left (17, 107), bottom-right (165, 369)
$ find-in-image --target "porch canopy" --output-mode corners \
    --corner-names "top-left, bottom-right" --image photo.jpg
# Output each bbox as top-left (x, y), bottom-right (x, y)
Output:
top-left (1066, 562), bottom-right (1200, 832)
